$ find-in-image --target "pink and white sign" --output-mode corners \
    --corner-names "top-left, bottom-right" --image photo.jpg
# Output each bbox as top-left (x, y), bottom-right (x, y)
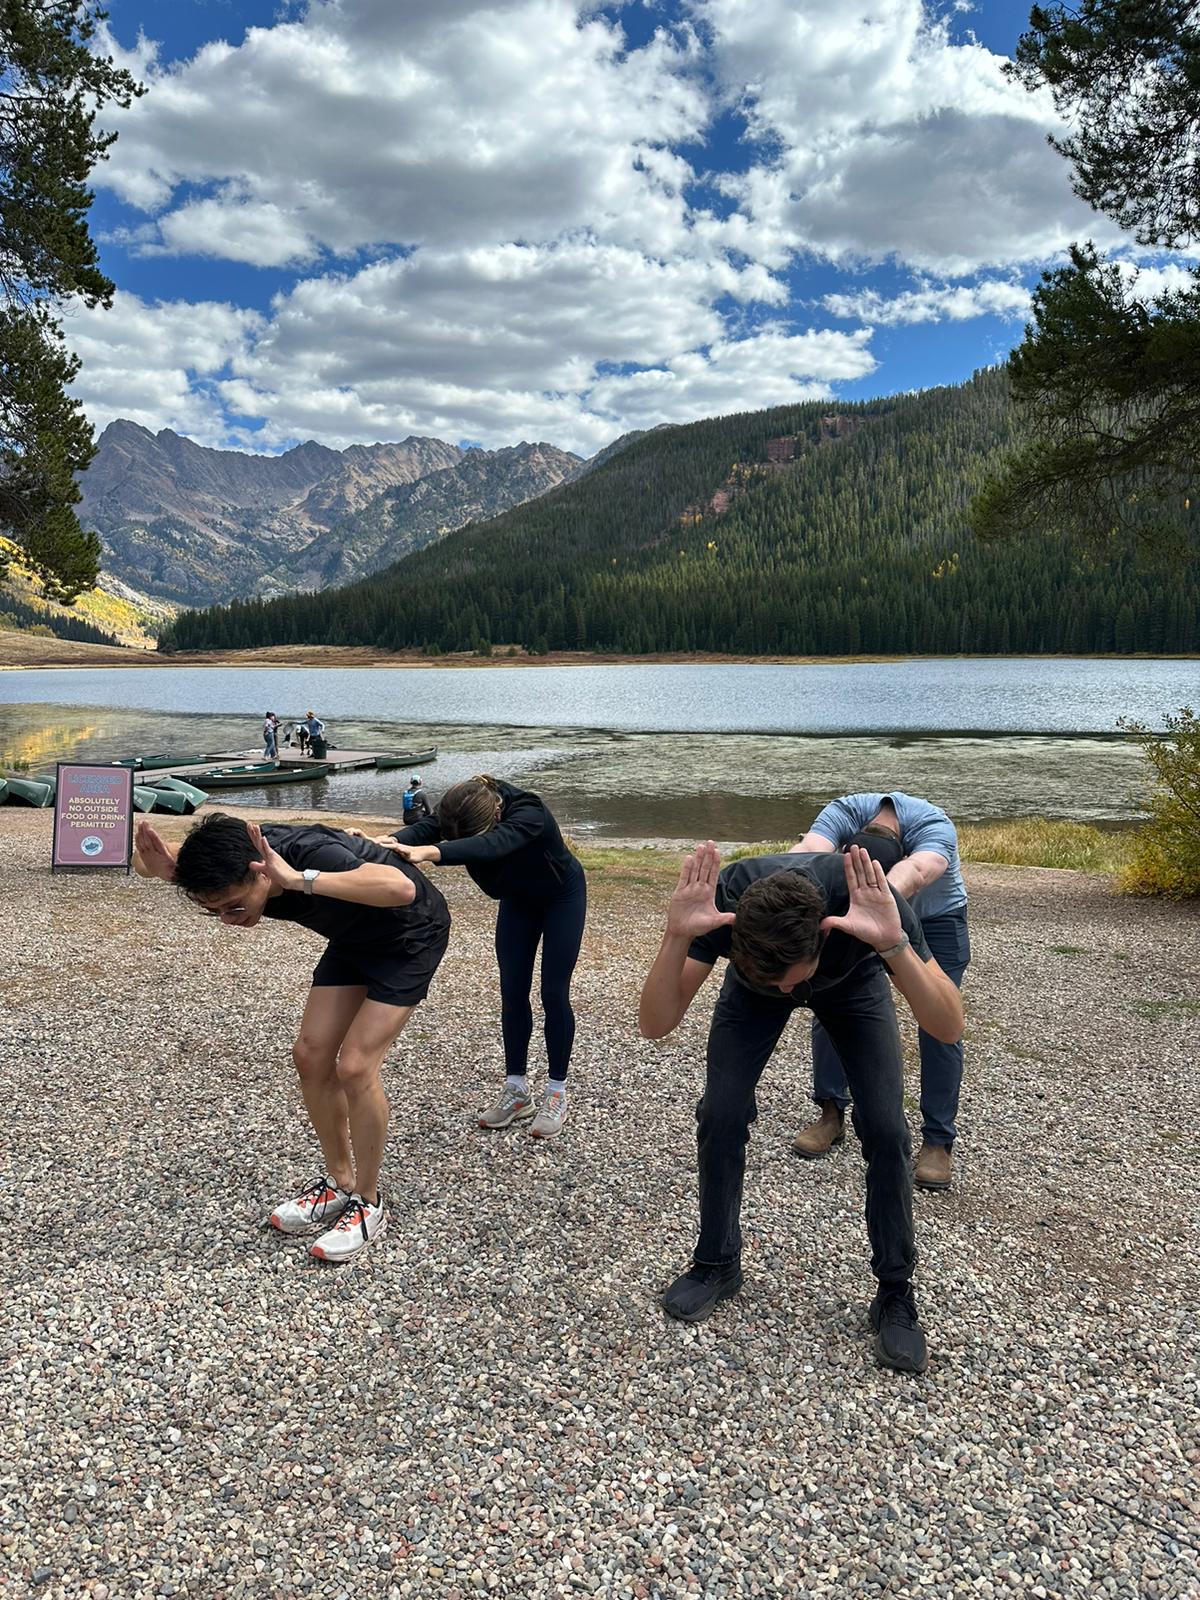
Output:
top-left (52, 763), bottom-right (134, 870)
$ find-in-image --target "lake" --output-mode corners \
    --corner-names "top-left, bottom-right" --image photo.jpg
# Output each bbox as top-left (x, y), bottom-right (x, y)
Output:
top-left (2, 658), bottom-right (1195, 839)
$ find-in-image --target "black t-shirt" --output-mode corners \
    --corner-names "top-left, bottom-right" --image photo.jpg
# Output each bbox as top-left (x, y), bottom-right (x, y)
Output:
top-left (687, 852), bottom-right (931, 999)
top-left (260, 824), bottom-right (450, 952)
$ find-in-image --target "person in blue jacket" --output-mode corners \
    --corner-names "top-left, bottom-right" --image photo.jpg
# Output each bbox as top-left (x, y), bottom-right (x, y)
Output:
top-left (381, 775), bottom-right (586, 1140)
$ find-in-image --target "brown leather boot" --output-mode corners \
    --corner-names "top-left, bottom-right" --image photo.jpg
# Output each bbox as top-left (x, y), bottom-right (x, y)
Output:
top-left (914, 1141), bottom-right (953, 1191)
top-left (791, 1099), bottom-right (845, 1159)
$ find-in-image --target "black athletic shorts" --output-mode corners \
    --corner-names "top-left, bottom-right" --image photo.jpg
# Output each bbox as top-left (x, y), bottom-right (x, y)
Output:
top-left (311, 927), bottom-right (450, 1008)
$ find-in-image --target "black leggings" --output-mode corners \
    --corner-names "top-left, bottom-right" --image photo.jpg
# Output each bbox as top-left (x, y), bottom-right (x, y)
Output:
top-left (495, 860), bottom-right (587, 1083)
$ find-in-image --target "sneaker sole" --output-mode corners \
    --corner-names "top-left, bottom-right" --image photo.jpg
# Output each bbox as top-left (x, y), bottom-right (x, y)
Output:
top-left (914, 1175), bottom-right (952, 1192)
top-left (791, 1132), bottom-right (845, 1160)
top-left (310, 1211), bottom-right (388, 1263)
top-left (663, 1270), bottom-right (744, 1324)
top-left (478, 1105), bottom-right (535, 1129)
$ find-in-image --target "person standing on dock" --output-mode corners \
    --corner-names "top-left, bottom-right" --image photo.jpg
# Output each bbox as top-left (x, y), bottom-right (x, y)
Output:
top-left (788, 792), bottom-right (970, 1191)
top-left (263, 712), bottom-right (278, 760)
top-left (302, 710), bottom-right (326, 757)
top-left (132, 813), bottom-right (451, 1262)
top-left (373, 777), bottom-right (585, 1140)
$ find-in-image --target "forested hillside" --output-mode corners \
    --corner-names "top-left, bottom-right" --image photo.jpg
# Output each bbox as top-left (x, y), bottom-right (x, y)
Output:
top-left (162, 370), bottom-right (1198, 656)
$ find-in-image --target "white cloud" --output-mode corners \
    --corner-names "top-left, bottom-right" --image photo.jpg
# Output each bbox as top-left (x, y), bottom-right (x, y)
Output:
top-left (63, 292), bottom-right (262, 444)
top-left (691, 0), bottom-right (1110, 274)
top-left (202, 246), bottom-right (862, 455)
top-left (97, 2), bottom-right (708, 262)
top-left (824, 278), bottom-right (1031, 325)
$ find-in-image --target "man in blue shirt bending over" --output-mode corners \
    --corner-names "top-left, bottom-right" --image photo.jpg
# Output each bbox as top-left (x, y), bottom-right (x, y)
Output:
top-left (789, 791), bottom-right (970, 1191)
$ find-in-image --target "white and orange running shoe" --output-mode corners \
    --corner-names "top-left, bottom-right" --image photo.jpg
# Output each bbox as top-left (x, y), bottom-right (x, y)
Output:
top-left (309, 1193), bottom-right (387, 1263)
top-left (269, 1174), bottom-right (352, 1235)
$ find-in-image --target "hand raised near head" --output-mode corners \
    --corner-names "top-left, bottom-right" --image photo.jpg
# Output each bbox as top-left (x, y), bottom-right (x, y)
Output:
top-left (665, 840), bottom-right (737, 941)
top-left (819, 844), bottom-right (904, 951)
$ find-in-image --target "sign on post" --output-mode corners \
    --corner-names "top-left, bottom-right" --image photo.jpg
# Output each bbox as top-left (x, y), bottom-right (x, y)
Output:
top-left (52, 763), bottom-right (135, 872)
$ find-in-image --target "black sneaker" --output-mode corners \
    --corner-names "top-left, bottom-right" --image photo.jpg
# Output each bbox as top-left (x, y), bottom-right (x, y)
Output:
top-left (663, 1260), bottom-right (744, 1323)
top-left (868, 1284), bottom-right (928, 1374)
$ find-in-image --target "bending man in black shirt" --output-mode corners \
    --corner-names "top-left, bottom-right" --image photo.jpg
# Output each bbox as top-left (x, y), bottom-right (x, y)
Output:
top-left (639, 841), bottom-right (964, 1373)
top-left (134, 813), bottom-right (450, 1262)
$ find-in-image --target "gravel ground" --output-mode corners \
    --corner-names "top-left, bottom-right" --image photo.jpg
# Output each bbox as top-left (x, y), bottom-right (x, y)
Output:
top-left (2, 808), bottom-right (1198, 1600)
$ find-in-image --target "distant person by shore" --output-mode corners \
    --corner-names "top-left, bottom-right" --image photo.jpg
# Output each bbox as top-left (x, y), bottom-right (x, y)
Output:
top-left (403, 775), bottom-right (432, 822)
top-left (263, 712), bottom-right (278, 759)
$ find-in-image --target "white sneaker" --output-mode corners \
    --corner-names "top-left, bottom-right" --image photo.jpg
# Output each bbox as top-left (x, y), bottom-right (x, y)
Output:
top-left (478, 1084), bottom-right (534, 1129)
top-left (269, 1174), bottom-right (352, 1234)
top-left (530, 1089), bottom-right (567, 1139)
top-left (309, 1193), bottom-right (387, 1262)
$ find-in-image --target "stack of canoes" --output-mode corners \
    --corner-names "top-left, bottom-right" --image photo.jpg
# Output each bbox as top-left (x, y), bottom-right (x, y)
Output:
top-left (1, 770), bottom-right (209, 814)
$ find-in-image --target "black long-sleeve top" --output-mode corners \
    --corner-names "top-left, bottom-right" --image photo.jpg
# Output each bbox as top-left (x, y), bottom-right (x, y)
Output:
top-left (392, 780), bottom-right (578, 902)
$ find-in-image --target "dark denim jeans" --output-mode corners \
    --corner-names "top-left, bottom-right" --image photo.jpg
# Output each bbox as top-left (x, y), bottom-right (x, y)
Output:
top-left (695, 963), bottom-right (915, 1286)
top-left (811, 908), bottom-right (970, 1147)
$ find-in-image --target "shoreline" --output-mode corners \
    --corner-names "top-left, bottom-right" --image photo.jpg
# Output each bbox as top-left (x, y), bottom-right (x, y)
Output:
top-left (2, 633), bottom-right (1198, 671)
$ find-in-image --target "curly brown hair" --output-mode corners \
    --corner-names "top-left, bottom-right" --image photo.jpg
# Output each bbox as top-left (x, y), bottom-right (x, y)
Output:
top-left (730, 870), bottom-right (826, 986)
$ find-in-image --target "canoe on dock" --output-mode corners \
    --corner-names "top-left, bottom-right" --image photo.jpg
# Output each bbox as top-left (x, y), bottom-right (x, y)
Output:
top-left (5, 773), bottom-right (55, 806)
top-left (373, 748), bottom-right (438, 770)
top-left (133, 785), bottom-right (160, 813)
top-left (185, 762), bottom-right (332, 790)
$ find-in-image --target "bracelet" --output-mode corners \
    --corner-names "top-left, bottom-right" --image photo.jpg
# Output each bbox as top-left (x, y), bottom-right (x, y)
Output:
top-left (877, 932), bottom-right (910, 962)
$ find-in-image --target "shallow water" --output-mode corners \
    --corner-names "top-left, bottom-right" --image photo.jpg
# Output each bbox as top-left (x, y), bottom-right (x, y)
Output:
top-left (0, 662), bottom-right (1177, 836)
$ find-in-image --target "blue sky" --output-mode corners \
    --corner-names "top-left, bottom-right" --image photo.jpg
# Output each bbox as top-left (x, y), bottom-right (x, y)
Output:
top-left (67, 0), bottom-right (1165, 456)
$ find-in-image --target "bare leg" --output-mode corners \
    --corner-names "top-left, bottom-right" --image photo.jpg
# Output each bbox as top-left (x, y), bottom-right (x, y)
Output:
top-left (293, 986), bottom-right (367, 1190)
top-left (334, 999), bottom-right (416, 1204)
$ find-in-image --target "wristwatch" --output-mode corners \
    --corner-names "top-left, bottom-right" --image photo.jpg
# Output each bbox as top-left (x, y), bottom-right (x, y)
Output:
top-left (302, 868), bottom-right (321, 895)
top-left (877, 932), bottom-right (910, 962)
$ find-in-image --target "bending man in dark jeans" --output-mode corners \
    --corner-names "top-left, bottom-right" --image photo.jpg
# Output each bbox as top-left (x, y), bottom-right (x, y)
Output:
top-left (639, 842), bottom-right (964, 1374)
top-left (789, 792), bottom-right (970, 1191)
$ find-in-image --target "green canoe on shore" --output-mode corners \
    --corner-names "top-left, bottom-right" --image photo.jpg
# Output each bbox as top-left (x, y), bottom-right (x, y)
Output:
top-left (143, 776), bottom-right (208, 813)
top-left (5, 773), bottom-right (55, 806)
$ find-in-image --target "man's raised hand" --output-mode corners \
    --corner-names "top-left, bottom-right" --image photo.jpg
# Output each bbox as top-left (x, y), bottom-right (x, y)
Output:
top-left (819, 843), bottom-right (904, 951)
top-left (246, 821), bottom-right (301, 891)
top-left (665, 841), bottom-right (737, 941)
top-left (134, 821), bottom-right (177, 882)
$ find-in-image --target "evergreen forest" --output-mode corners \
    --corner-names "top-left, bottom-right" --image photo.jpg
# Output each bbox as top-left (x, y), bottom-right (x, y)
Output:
top-left (162, 369), bottom-right (1196, 657)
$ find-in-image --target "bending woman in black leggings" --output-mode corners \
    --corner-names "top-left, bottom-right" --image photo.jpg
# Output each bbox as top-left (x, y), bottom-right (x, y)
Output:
top-left (385, 776), bottom-right (586, 1139)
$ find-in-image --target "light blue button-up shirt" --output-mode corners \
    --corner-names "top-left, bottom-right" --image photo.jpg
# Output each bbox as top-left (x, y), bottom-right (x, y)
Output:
top-left (808, 790), bottom-right (967, 920)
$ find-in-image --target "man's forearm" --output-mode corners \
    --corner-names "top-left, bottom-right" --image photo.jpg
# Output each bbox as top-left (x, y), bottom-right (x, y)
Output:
top-left (882, 947), bottom-right (963, 1043)
top-left (311, 866), bottom-right (416, 908)
top-left (638, 933), bottom-right (694, 1039)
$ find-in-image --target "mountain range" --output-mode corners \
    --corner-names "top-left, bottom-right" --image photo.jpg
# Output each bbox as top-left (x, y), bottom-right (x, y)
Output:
top-left (77, 421), bottom-right (583, 607)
